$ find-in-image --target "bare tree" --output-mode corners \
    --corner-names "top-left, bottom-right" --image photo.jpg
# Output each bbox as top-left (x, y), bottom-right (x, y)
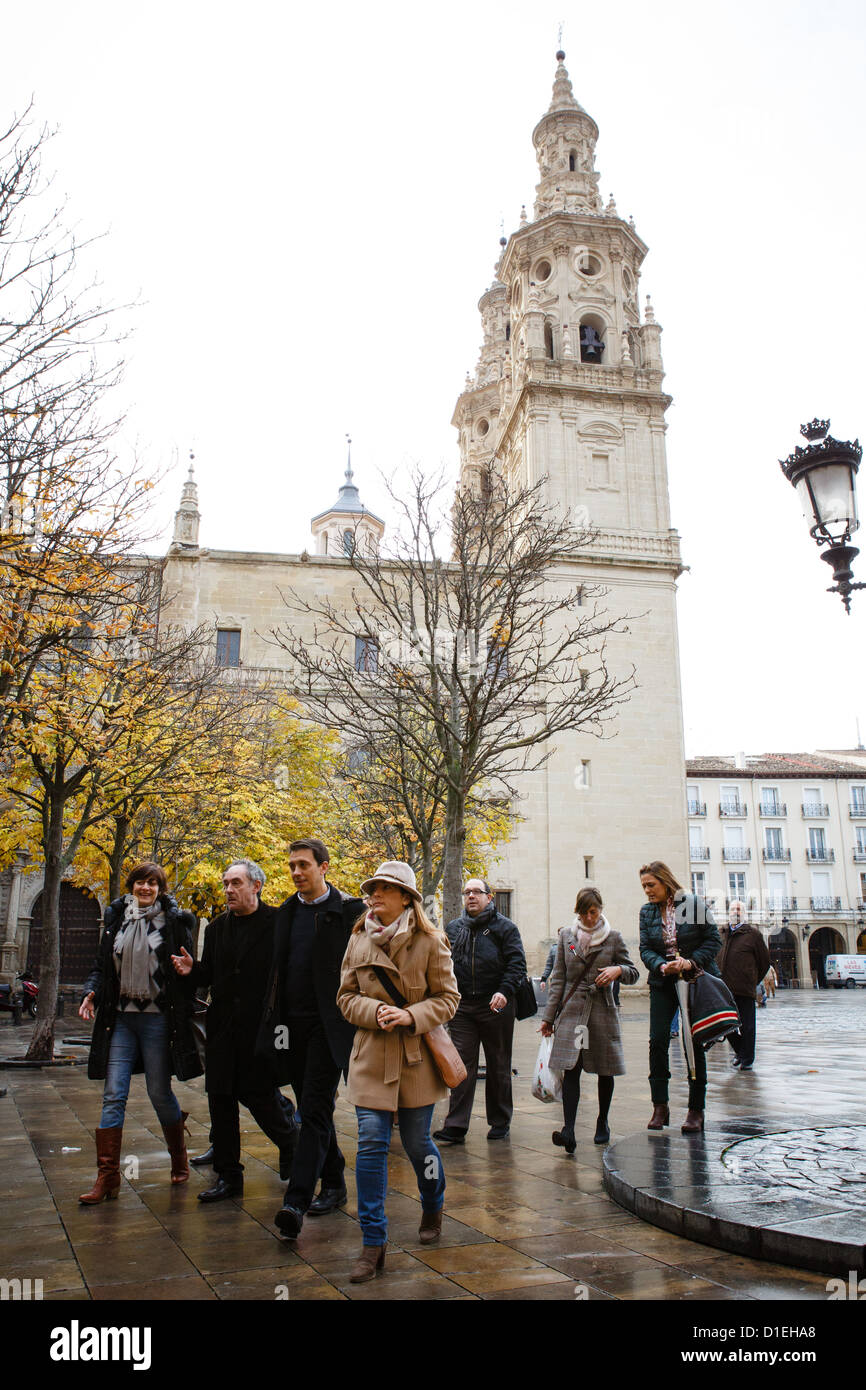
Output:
top-left (272, 465), bottom-right (636, 924)
top-left (0, 105), bottom-right (144, 755)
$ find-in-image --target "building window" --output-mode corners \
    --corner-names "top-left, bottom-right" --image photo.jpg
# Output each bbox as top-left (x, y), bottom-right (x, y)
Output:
top-left (765, 826), bottom-right (784, 859)
top-left (216, 629), bottom-right (241, 667)
top-left (851, 785), bottom-right (866, 814)
top-left (691, 871), bottom-right (706, 898)
top-left (728, 872), bottom-right (746, 901)
top-left (584, 856), bottom-right (593, 879)
top-left (568, 150), bottom-right (576, 171)
top-left (591, 452), bottom-right (611, 488)
top-left (544, 322), bottom-right (555, 359)
top-left (354, 636), bottom-right (378, 674)
top-left (760, 786), bottom-right (782, 814)
top-left (494, 890), bottom-right (512, 918)
top-left (343, 529), bottom-right (356, 556)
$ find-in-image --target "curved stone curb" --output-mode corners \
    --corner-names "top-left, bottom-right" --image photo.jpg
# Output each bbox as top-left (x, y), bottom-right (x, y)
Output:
top-left (602, 1117), bottom-right (866, 1277)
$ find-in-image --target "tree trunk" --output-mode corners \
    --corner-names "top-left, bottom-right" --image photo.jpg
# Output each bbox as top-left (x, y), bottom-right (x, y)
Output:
top-left (107, 814), bottom-right (130, 901)
top-left (442, 784), bottom-right (467, 927)
top-left (24, 794), bottom-right (65, 1061)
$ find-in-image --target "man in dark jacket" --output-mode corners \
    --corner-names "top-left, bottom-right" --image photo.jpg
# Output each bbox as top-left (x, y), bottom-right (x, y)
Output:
top-left (171, 859), bottom-right (299, 1203)
top-left (433, 878), bottom-right (526, 1143)
top-left (719, 901), bottom-right (771, 1072)
top-left (261, 838), bottom-right (364, 1240)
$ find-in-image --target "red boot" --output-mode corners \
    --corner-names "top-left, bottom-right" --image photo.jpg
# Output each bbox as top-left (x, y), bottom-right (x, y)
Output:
top-left (79, 1127), bottom-right (123, 1203)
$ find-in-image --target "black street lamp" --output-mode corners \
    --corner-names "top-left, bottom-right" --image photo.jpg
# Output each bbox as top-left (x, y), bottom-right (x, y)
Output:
top-left (780, 419), bottom-right (864, 612)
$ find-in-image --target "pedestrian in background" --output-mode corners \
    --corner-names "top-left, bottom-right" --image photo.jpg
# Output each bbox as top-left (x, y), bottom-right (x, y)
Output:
top-left (540, 887), bottom-right (639, 1151)
top-left (434, 878), bottom-right (526, 1144)
top-left (719, 901), bottom-right (771, 1071)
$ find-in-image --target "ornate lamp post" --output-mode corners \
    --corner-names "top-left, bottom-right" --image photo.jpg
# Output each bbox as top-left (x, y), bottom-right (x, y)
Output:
top-left (780, 419), bottom-right (864, 612)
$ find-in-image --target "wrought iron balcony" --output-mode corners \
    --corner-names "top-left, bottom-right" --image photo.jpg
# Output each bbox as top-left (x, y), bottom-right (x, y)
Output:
top-left (722, 847), bottom-right (751, 861)
top-left (687, 800), bottom-right (707, 816)
top-left (719, 801), bottom-right (747, 817)
top-left (850, 803), bottom-right (866, 818)
top-left (806, 849), bottom-right (835, 863)
top-left (768, 897), bottom-right (797, 912)
top-left (810, 897), bottom-right (842, 911)
top-left (801, 803), bottom-right (829, 818)
top-left (759, 803), bottom-right (787, 817)
top-left (762, 848), bottom-right (791, 862)
top-left (689, 846), bottom-right (710, 860)
top-left (854, 850), bottom-right (866, 863)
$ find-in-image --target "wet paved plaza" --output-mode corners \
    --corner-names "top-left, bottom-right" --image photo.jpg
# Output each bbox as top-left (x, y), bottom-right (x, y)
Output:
top-left (2, 989), bottom-right (864, 1301)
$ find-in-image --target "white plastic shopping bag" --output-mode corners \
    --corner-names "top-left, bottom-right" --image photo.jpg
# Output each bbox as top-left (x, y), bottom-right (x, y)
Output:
top-left (532, 1034), bottom-right (563, 1103)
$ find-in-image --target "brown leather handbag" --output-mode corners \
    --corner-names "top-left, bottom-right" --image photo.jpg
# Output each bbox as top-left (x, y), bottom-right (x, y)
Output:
top-left (372, 967), bottom-right (467, 1089)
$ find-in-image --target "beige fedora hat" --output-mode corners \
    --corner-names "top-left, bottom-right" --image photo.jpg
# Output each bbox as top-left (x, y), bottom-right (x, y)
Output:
top-left (360, 860), bottom-right (423, 902)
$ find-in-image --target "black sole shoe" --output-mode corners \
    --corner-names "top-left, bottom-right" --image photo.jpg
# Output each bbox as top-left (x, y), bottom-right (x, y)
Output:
top-left (198, 1179), bottom-right (243, 1203)
top-left (274, 1204), bottom-right (303, 1238)
top-left (552, 1129), bottom-right (576, 1155)
top-left (307, 1187), bottom-right (348, 1216)
top-left (432, 1129), bottom-right (465, 1144)
top-left (594, 1122), bottom-right (610, 1145)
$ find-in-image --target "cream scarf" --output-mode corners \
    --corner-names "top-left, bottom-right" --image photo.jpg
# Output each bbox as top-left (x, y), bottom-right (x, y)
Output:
top-left (572, 912), bottom-right (611, 957)
top-left (364, 905), bottom-right (414, 948)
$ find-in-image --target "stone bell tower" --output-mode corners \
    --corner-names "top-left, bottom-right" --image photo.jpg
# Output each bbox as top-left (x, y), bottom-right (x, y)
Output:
top-left (450, 51), bottom-right (688, 964)
top-left (453, 50), bottom-right (676, 549)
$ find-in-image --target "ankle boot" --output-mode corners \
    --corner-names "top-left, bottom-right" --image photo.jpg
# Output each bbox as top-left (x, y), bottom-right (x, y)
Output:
top-left (418, 1209), bottom-right (443, 1245)
top-left (161, 1111), bottom-right (190, 1184)
top-left (79, 1127), bottom-right (123, 1204)
top-left (594, 1116), bottom-right (610, 1145)
top-left (552, 1128), bottom-right (576, 1155)
top-left (647, 1104), bottom-right (670, 1131)
top-left (349, 1244), bottom-right (386, 1283)
top-left (681, 1109), bottom-right (705, 1133)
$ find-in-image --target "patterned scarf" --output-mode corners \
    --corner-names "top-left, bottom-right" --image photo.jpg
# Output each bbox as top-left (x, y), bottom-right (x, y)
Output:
top-left (113, 897), bottom-right (165, 1003)
top-left (364, 905), bottom-right (414, 949)
top-left (573, 913), bottom-right (611, 956)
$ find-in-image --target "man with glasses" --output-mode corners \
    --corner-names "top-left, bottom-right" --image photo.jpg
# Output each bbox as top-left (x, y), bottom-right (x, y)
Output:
top-left (433, 879), bottom-right (526, 1143)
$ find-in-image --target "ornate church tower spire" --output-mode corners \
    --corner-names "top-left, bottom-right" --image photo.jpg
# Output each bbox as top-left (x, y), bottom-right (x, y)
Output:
top-left (170, 453), bottom-right (201, 550)
top-left (453, 48), bottom-right (675, 545)
top-left (532, 50), bottom-right (602, 220)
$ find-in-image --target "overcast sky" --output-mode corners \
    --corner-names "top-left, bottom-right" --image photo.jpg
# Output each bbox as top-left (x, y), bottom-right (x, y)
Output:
top-left (6, 0), bottom-right (865, 758)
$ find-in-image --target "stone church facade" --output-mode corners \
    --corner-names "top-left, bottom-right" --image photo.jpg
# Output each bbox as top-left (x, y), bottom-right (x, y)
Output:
top-left (1, 53), bottom-right (689, 982)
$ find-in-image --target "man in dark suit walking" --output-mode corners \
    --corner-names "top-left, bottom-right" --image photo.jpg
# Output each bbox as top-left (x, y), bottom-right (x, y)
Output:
top-left (260, 838), bottom-right (364, 1240)
top-left (171, 859), bottom-right (299, 1203)
top-left (719, 901), bottom-right (771, 1072)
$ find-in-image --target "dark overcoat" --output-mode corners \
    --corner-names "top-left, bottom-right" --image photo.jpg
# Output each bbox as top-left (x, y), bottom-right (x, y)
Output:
top-left (82, 894), bottom-right (200, 1082)
top-left (257, 885), bottom-right (364, 1081)
top-left (639, 892), bottom-right (722, 988)
top-left (718, 924), bottom-right (771, 996)
top-left (542, 925), bottom-right (639, 1074)
top-left (190, 902), bottom-right (279, 1094)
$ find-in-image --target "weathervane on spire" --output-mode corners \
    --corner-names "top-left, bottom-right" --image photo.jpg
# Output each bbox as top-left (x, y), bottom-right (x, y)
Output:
top-left (345, 433), bottom-right (353, 483)
top-left (557, 21), bottom-right (563, 49)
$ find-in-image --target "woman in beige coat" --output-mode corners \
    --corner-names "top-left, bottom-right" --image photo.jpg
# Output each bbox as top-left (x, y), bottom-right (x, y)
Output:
top-left (338, 860), bottom-right (459, 1284)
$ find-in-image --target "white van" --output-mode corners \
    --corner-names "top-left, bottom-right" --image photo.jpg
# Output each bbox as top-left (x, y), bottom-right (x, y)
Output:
top-left (824, 955), bottom-right (866, 988)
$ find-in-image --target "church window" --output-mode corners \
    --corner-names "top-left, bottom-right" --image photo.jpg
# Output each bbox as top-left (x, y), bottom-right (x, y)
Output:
top-left (343, 529), bottom-right (356, 556)
top-left (476, 418), bottom-right (489, 438)
top-left (579, 318), bottom-right (605, 363)
top-left (534, 259), bottom-right (552, 283)
top-left (569, 150), bottom-right (576, 171)
top-left (575, 249), bottom-right (603, 278)
top-left (354, 636), bottom-right (378, 674)
top-left (216, 629), bottom-right (241, 668)
top-left (322, 534), bottom-right (328, 555)
top-left (505, 321), bottom-right (511, 342)
top-left (544, 323), bottom-right (555, 359)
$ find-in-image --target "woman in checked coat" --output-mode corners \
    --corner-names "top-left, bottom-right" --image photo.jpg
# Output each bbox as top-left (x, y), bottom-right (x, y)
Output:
top-left (540, 886), bottom-right (639, 1152)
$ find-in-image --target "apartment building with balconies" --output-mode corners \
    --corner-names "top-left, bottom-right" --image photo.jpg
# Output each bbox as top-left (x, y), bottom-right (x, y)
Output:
top-left (685, 752), bottom-right (866, 988)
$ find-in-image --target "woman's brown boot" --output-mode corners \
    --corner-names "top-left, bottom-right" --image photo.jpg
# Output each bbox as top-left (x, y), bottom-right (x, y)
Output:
top-left (79, 1127), bottom-right (123, 1204)
top-left (161, 1111), bottom-right (190, 1184)
top-left (349, 1245), bottom-right (386, 1283)
top-left (418, 1209), bottom-right (442, 1245)
top-left (681, 1109), bottom-right (705, 1134)
top-left (647, 1104), bottom-right (670, 1131)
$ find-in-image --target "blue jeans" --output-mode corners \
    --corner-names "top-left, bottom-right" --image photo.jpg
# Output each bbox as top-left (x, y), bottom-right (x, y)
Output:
top-left (355, 1104), bottom-right (445, 1247)
top-left (101, 1011), bottom-right (182, 1129)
